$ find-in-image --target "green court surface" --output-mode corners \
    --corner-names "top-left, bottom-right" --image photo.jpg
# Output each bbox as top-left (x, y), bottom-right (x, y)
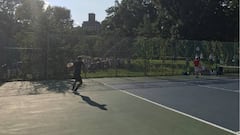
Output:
top-left (0, 78), bottom-right (237, 135)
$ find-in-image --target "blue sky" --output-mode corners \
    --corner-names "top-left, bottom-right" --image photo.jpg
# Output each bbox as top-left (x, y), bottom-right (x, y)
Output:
top-left (45, 0), bottom-right (119, 26)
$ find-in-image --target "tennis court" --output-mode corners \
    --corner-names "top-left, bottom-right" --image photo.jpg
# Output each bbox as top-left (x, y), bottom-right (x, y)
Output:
top-left (0, 76), bottom-right (239, 135)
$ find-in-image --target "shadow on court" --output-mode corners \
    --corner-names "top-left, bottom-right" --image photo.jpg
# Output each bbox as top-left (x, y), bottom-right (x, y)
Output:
top-left (74, 91), bottom-right (108, 111)
top-left (0, 82), bottom-right (4, 87)
top-left (31, 80), bottom-right (70, 94)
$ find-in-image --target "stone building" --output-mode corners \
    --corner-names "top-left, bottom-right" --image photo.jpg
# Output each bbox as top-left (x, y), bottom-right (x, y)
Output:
top-left (82, 13), bottom-right (101, 32)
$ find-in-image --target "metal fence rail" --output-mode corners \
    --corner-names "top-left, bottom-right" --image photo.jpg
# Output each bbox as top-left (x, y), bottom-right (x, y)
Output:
top-left (0, 40), bottom-right (239, 81)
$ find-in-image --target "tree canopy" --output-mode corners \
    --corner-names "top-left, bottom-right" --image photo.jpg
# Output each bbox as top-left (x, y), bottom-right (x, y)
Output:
top-left (0, 0), bottom-right (238, 79)
top-left (103, 0), bottom-right (239, 41)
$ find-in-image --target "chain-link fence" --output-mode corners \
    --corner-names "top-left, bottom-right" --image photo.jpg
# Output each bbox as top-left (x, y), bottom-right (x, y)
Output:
top-left (81, 39), bottom-right (239, 78)
top-left (0, 39), bottom-right (239, 81)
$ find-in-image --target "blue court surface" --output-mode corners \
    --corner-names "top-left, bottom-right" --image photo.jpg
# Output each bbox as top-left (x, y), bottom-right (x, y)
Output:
top-left (92, 76), bottom-right (239, 134)
top-left (0, 76), bottom-right (239, 135)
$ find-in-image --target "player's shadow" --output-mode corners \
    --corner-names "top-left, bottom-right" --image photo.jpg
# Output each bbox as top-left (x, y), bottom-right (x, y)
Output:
top-left (74, 91), bottom-right (108, 111)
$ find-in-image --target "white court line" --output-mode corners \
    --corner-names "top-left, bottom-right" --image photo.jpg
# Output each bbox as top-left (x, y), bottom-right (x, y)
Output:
top-left (120, 90), bottom-right (239, 135)
top-left (98, 81), bottom-right (238, 135)
top-left (198, 85), bottom-right (239, 93)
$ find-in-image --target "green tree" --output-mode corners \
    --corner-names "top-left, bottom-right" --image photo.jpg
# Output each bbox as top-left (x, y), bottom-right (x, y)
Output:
top-left (44, 6), bottom-right (73, 78)
top-left (0, 0), bottom-right (22, 65)
top-left (104, 0), bottom-right (158, 37)
top-left (15, 0), bottom-right (45, 78)
top-left (152, 0), bottom-right (239, 41)
top-left (15, 0), bottom-right (74, 79)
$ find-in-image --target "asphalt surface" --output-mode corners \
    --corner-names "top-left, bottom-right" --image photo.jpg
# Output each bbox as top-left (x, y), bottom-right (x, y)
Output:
top-left (0, 76), bottom-right (239, 135)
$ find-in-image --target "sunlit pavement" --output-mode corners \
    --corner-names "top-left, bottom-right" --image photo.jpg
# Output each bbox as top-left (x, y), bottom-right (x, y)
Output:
top-left (0, 77), bottom-right (238, 135)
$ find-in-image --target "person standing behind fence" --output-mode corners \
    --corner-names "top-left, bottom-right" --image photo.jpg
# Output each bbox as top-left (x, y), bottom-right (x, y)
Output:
top-left (194, 57), bottom-right (201, 78)
top-left (67, 56), bottom-right (84, 92)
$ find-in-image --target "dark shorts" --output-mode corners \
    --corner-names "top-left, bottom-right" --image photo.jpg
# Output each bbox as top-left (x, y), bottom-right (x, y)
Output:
top-left (74, 74), bottom-right (82, 81)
